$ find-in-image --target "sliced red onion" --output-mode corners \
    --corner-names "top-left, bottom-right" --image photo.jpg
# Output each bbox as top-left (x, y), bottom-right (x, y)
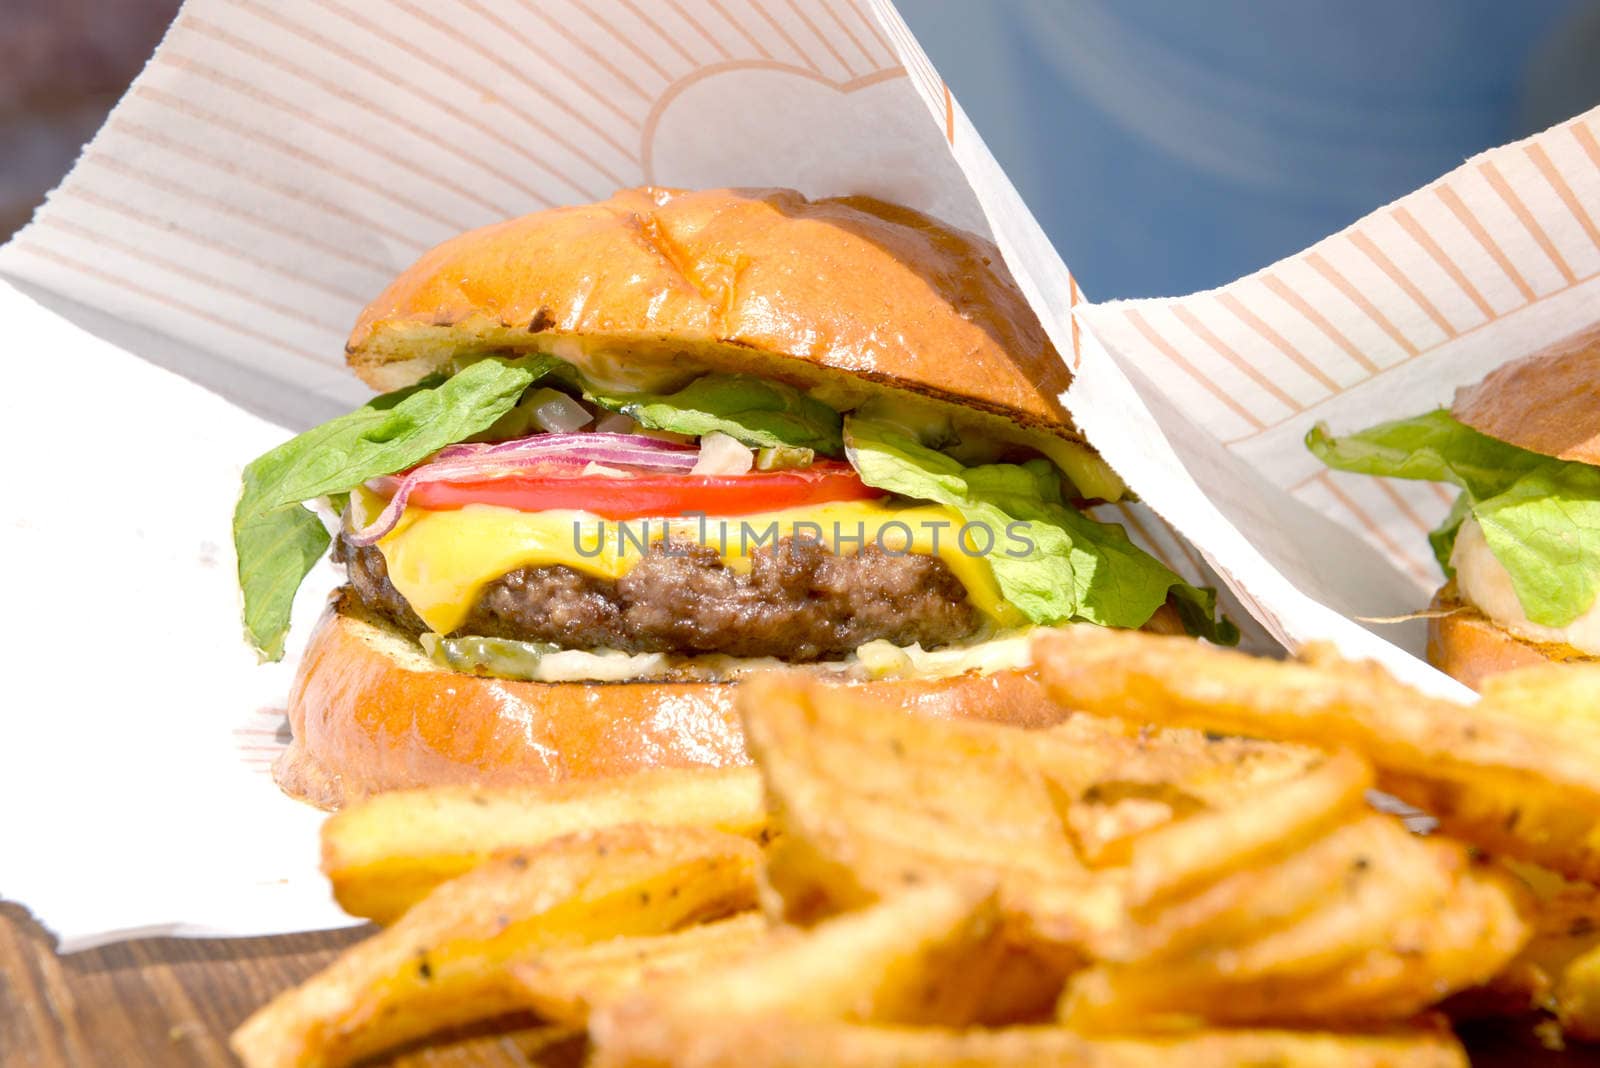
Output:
top-left (346, 433), bottom-right (699, 546)
top-left (434, 432), bottom-right (697, 465)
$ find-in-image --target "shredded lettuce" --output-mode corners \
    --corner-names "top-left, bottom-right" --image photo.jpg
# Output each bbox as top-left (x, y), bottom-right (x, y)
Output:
top-left (235, 355), bottom-right (559, 659)
top-left (1308, 410), bottom-right (1600, 627)
top-left (844, 417), bottom-right (1237, 642)
top-left (586, 374), bottom-right (844, 455)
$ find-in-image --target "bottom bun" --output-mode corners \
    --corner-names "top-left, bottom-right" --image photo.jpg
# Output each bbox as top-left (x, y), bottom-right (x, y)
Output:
top-left (1426, 583), bottom-right (1595, 691)
top-left (277, 594), bottom-right (1068, 808)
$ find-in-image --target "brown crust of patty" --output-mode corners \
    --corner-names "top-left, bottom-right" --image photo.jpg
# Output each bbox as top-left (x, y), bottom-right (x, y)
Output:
top-left (343, 187), bottom-right (1077, 435)
top-left (336, 534), bottom-right (980, 660)
top-left (277, 594), bottom-right (1068, 808)
top-left (1426, 582), bottom-right (1595, 691)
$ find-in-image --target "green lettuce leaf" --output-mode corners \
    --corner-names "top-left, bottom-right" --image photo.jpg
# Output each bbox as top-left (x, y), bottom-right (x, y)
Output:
top-left (587, 374), bottom-right (843, 455)
top-left (234, 501), bottom-right (331, 662)
top-left (1308, 410), bottom-right (1600, 627)
top-left (844, 417), bottom-right (1236, 642)
top-left (1474, 464), bottom-right (1600, 627)
top-left (1427, 492), bottom-right (1473, 575)
top-left (235, 355), bottom-right (559, 659)
top-left (1306, 409), bottom-right (1545, 501)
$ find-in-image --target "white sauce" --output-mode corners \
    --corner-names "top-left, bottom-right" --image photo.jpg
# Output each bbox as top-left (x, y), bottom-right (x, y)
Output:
top-left (515, 629), bottom-right (1037, 684)
top-left (1452, 517), bottom-right (1600, 654)
top-left (547, 337), bottom-right (687, 393)
top-left (532, 649), bottom-right (672, 683)
top-left (854, 631), bottom-right (1036, 679)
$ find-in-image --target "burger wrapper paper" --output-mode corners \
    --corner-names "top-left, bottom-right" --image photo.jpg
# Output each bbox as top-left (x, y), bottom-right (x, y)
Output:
top-left (1, 0), bottom-right (1595, 947)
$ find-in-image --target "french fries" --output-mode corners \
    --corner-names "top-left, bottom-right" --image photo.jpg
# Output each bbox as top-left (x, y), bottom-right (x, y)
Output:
top-left (1117, 747), bottom-right (1371, 907)
top-left (1033, 627), bottom-right (1600, 881)
top-left (237, 627), bottom-right (1600, 1063)
top-left (1559, 941), bottom-right (1600, 1041)
top-left (322, 766), bottom-right (766, 923)
top-left (738, 672), bottom-right (1086, 922)
top-left (596, 883), bottom-right (1013, 1054)
top-left (231, 824), bottom-right (759, 1068)
top-left (591, 1019), bottom-right (1468, 1068)
top-left (740, 672), bottom-right (1353, 951)
top-left (1102, 814), bottom-right (1443, 963)
top-left (592, 884), bottom-right (1465, 1066)
top-left (1039, 715), bottom-right (1325, 810)
top-left (738, 671), bottom-right (1525, 1033)
top-left (511, 913), bottom-right (770, 1027)
top-left (1042, 719), bottom-right (1326, 867)
top-left (1453, 878), bottom-right (1600, 1020)
top-left (1063, 845), bottom-right (1530, 1029)
top-left (1479, 663), bottom-right (1600, 737)
top-left (1477, 879), bottom-right (1600, 1041)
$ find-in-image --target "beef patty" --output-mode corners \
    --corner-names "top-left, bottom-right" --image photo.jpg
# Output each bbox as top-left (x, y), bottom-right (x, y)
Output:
top-left (335, 533), bottom-right (980, 661)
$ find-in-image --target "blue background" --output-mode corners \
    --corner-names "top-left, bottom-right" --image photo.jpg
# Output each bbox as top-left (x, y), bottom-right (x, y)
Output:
top-left (899, 0), bottom-right (1600, 299)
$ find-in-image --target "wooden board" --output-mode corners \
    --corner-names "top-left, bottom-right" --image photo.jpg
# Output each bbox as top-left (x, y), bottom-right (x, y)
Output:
top-left (0, 903), bottom-right (584, 1067)
top-left (1, 899), bottom-right (1590, 1067)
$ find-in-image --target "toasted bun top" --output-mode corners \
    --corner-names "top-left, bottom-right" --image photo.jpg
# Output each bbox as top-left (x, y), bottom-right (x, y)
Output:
top-left (347, 187), bottom-right (1076, 434)
top-left (1427, 583), bottom-right (1594, 692)
top-left (1452, 325), bottom-right (1600, 465)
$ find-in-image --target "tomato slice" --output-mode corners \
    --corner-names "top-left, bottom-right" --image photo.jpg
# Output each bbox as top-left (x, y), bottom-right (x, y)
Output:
top-left (405, 460), bottom-right (885, 519)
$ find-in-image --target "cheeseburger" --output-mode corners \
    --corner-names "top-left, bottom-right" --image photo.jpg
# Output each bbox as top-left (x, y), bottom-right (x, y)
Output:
top-left (1310, 326), bottom-right (1600, 689)
top-left (235, 187), bottom-right (1233, 806)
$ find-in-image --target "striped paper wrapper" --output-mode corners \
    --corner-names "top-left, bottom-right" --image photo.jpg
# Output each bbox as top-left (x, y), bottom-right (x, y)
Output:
top-left (872, 2), bottom-right (1599, 693)
top-left (1074, 119), bottom-right (1600, 652)
top-left (0, 0), bottom-right (1579, 944)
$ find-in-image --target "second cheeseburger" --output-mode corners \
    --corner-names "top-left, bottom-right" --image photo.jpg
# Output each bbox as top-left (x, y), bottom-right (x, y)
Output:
top-left (235, 187), bottom-right (1234, 805)
top-left (1310, 326), bottom-right (1600, 689)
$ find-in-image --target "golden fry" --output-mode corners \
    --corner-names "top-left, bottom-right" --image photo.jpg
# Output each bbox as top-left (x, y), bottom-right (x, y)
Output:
top-left (1043, 719), bottom-right (1325, 868)
top-left (1479, 663), bottom-right (1600, 737)
top-left (737, 673), bottom-right (1091, 925)
top-left (510, 913), bottom-right (769, 1027)
top-left (1062, 839), bottom-right (1530, 1030)
top-left (1064, 790), bottom-right (1184, 867)
top-left (231, 825), bottom-right (759, 1068)
top-left (1317, 862), bottom-right (1531, 1019)
top-left (971, 944), bottom-right (1073, 1025)
top-left (1041, 716), bottom-right (1325, 811)
top-left (1103, 814), bottom-right (1412, 964)
top-left (1119, 748), bottom-right (1372, 907)
top-left (1033, 627), bottom-right (1600, 881)
top-left (591, 1019), bottom-right (1466, 1068)
top-left (1452, 878), bottom-right (1600, 1020)
top-left (591, 883), bottom-right (1034, 1065)
top-left (611, 883), bottom-right (1007, 1027)
top-left (322, 766), bottom-right (766, 924)
top-left (1559, 940), bottom-right (1600, 1042)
